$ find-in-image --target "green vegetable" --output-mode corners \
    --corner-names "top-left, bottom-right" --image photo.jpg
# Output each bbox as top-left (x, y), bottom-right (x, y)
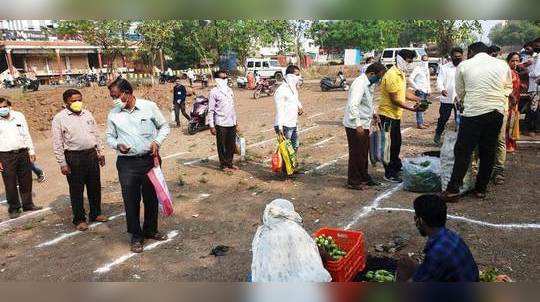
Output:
top-left (365, 269), bottom-right (395, 282)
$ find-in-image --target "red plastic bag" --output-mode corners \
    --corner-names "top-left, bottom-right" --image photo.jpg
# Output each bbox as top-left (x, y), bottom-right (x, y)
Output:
top-left (271, 148), bottom-right (282, 173)
top-left (146, 158), bottom-right (174, 217)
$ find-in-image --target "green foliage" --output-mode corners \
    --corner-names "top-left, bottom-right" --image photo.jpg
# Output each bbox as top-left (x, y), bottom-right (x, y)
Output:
top-left (136, 20), bottom-right (180, 70)
top-left (489, 20), bottom-right (540, 47)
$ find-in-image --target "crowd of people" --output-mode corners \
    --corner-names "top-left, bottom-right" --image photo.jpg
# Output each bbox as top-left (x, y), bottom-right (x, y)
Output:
top-left (0, 37), bottom-right (539, 280)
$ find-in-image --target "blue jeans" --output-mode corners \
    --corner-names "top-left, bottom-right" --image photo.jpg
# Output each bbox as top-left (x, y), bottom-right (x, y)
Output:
top-left (416, 111), bottom-right (424, 126)
top-left (274, 126), bottom-right (299, 150)
top-left (31, 162), bottom-right (43, 177)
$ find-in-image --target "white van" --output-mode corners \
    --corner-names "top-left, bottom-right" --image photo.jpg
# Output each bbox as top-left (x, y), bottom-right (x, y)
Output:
top-left (245, 58), bottom-right (286, 81)
top-left (380, 47), bottom-right (427, 69)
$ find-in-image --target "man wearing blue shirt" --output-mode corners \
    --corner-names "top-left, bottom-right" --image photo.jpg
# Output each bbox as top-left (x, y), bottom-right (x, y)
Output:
top-left (106, 79), bottom-right (170, 253)
top-left (398, 194), bottom-right (479, 282)
top-left (173, 78), bottom-right (189, 127)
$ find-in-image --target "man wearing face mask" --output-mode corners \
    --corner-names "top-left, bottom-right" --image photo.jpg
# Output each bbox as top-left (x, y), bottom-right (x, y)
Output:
top-left (409, 55), bottom-right (431, 129)
top-left (207, 70), bottom-right (238, 172)
top-left (106, 79), bottom-right (170, 253)
top-left (434, 47), bottom-right (464, 144)
top-left (52, 89), bottom-right (107, 231)
top-left (525, 37), bottom-right (540, 136)
top-left (0, 97), bottom-right (42, 219)
top-left (343, 63), bottom-right (387, 190)
top-left (397, 194), bottom-right (478, 282)
top-left (274, 65), bottom-right (304, 177)
top-left (378, 49), bottom-right (421, 183)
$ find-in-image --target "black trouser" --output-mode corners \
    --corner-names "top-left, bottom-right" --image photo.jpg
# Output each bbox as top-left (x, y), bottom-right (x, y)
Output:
top-left (65, 149), bottom-right (101, 225)
top-left (0, 149), bottom-right (34, 214)
top-left (380, 115), bottom-right (402, 177)
top-left (435, 103), bottom-right (457, 137)
top-left (345, 127), bottom-right (371, 185)
top-left (116, 155), bottom-right (159, 242)
top-left (447, 111), bottom-right (503, 194)
top-left (173, 102), bottom-right (182, 126)
top-left (215, 125), bottom-right (236, 168)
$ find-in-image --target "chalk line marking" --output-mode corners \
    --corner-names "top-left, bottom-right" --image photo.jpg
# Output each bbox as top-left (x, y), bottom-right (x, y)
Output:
top-left (162, 151), bottom-right (189, 160)
top-left (94, 230), bottom-right (179, 274)
top-left (344, 184), bottom-right (403, 230)
top-left (35, 212), bottom-right (126, 248)
top-left (517, 140), bottom-right (540, 144)
top-left (184, 125), bottom-right (319, 166)
top-left (311, 136), bottom-right (335, 147)
top-left (375, 207), bottom-right (540, 229)
top-left (0, 207), bottom-right (52, 232)
top-left (0, 199), bottom-right (6, 205)
top-left (305, 153), bottom-right (348, 174)
top-left (308, 112), bottom-right (324, 119)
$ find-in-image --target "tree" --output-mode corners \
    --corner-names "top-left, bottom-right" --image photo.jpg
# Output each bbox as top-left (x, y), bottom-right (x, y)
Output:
top-left (56, 20), bottom-right (132, 72)
top-left (489, 20), bottom-right (540, 47)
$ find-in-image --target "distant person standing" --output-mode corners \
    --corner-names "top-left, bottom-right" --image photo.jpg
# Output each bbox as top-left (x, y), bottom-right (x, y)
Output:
top-left (434, 47), bottom-right (464, 144)
top-left (488, 45), bottom-right (502, 58)
top-left (409, 55), bottom-right (431, 129)
top-left (525, 37), bottom-right (540, 137)
top-left (503, 52), bottom-right (522, 154)
top-left (207, 70), bottom-right (239, 172)
top-left (378, 49), bottom-right (421, 183)
top-left (172, 78), bottom-right (189, 127)
top-left (186, 68), bottom-right (195, 87)
top-left (442, 42), bottom-right (513, 201)
top-left (106, 79), bottom-right (170, 253)
top-left (52, 89), bottom-right (108, 231)
top-left (274, 65), bottom-right (304, 177)
top-left (0, 97), bottom-right (42, 219)
top-left (343, 62), bottom-right (387, 190)
top-left (361, 57), bottom-right (375, 74)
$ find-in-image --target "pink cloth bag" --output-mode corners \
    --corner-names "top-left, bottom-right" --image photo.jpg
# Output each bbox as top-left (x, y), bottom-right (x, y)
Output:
top-left (146, 157), bottom-right (174, 217)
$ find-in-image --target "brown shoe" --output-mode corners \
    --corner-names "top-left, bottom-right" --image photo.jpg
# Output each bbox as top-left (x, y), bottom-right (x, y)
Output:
top-left (131, 241), bottom-right (144, 253)
top-left (76, 222), bottom-right (89, 231)
top-left (92, 215), bottom-right (109, 223)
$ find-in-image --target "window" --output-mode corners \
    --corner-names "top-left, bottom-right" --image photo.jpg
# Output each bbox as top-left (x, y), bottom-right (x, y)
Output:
top-left (417, 48), bottom-right (427, 57)
top-left (270, 60), bottom-right (279, 67)
top-left (263, 61), bottom-right (269, 68)
top-left (382, 50), bottom-right (394, 58)
top-left (247, 61), bottom-right (254, 68)
top-left (255, 62), bottom-right (261, 68)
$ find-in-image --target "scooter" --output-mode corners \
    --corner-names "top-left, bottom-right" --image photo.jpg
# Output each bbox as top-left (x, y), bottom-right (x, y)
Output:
top-left (159, 73), bottom-right (178, 84)
top-left (320, 73), bottom-right (349, 92)
top-left (2, 79), bottom-right (16, 89)
top-left (188, 95), bottom-right (209, 135)
top-left (97, 73), bottom-right (107, 86)
top-left (253, 78), bottom-right (276, 99)
top-left (18, 76), bottom-right (39, 92)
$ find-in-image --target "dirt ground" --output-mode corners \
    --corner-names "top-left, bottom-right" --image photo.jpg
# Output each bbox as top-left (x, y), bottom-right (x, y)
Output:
top-left (0, 78), bottom-right (538, 281)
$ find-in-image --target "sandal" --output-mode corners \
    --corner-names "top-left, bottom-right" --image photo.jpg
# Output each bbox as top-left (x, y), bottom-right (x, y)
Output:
top-left (441, 191), bottom-right (460, 203)
top-left (131, 241), bottom-right (144, 253)
top-left (493, 174), bottom-right (505, 185)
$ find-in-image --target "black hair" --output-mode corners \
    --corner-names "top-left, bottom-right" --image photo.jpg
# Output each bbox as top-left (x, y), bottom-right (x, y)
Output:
top-left (450, 47), bottom-right (464, 55)
top-left (523, 41), bottom-right (533, 48)
top-left (413, 194), bottom-right (447, 228)
top-left (397, 49), bottom-right (417, 60)
top-left (468, 42), bottom-right (489, 55)
top-left (0, 96), bottom-right (11, 106)
top-left (488, 45), bottom-right (501, 53)
top-left (285, 65), bottom-right (300, 75)
top-left (533, 37), bottom-right (540, 43)
top-left (506, 52), bottom-right (520, 62)
top-left (365, 62), bottom-right (387, 74)
top-left (62, 89), bottom-right (82, 102)
top-left (108, 78), bottom-right (133, 94)
top-left (213, 69), bottom-right (227, 78)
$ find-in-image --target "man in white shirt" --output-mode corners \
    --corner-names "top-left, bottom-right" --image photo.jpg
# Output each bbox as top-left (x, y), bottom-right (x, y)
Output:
top-left (434, 47), bottom-right (463, 144)
top-left (526, 37), bottom-right (540, 135)
top-left (443, 42), bottom-right (513, 202)
top-left (0, 97), bottom-right (43, 219)
top-left (343, 63), bottom-right (387, 190)
top-left (409, 55), bottom-right (431, 129)
top-left (186, 68), bottom-right (195, 87)
top-left (274, 65), bottom-right (304, 176)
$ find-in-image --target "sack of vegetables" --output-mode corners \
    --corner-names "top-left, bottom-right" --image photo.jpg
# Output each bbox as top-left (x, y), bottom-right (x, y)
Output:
top-left (403, 156), bottom-right (442, 193)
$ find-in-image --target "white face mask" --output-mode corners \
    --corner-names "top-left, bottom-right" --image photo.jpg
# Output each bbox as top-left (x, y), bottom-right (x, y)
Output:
top-left (113, 98), bottom-right (126, 110)
top-left (286, 74), bottom-right (300, 88)
top-left (396, 55), bottom-right (411, 73)
top-left (0, 107), bottom-right (10, 117)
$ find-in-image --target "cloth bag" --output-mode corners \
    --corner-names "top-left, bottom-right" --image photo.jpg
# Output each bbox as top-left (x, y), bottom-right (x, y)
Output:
top-left (369, 125), bottom-right (382, 166)
top-left (403, 156), bottom-right (442, 193)
top-left (380, 122), bottom-right (391, 165)
top-left (277, 135), bottom-right (297, 175)
top-left (146, 158), bottom-right (174, 216)
top-left (235, 134), bottom-right (246, 160)
top-left (440, 130), bottom-right (475, 193)
top-left (169, 107), bottom-right (176, 125)
top-left (251, 199), bottom-right (331, 282)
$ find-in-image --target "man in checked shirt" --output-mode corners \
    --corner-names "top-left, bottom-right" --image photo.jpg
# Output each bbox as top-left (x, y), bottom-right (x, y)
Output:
top-left (52, 89), bottom-right (108, 231)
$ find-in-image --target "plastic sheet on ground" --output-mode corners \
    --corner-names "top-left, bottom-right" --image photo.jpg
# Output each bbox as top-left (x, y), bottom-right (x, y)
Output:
top-left (403, 156), bottom-right (442, 193)
top-left (251, 199), bottom-right (331, 282)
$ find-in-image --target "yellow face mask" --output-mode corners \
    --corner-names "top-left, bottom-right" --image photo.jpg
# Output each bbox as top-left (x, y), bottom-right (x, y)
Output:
top-left (69, 101), bottom-right (83, 113)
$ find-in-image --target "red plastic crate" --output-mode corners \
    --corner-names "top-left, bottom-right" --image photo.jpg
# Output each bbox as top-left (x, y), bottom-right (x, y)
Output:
top-left (313, 227), bottom-right (366, 282)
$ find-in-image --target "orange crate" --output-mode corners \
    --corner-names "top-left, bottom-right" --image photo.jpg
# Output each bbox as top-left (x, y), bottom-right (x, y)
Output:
top-left (314, 227), bottom-right (366, 282)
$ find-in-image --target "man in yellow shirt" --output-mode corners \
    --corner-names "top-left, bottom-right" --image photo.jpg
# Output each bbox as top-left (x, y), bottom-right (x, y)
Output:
top-left (378, 49), bottom-right (421, 182)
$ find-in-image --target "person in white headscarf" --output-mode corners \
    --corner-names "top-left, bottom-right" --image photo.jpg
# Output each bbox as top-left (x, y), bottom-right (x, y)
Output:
top-left (207, 69), bottom-right (238, 171)
top-left (273, 65), bottom-right (304, 177)
top-left (251, 198), bottom-right (331, 282)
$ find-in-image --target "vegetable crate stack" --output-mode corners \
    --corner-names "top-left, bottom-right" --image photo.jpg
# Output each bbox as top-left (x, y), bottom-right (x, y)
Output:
top-left (313, 228), bottom-right (366, 282)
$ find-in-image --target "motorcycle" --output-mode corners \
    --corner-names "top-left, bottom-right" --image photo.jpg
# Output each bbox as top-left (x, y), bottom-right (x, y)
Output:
top-left (320, 73), bottom-right (349, 92)
top-left (2, 79), bottom-right (16, 89)
top-left (18, 76), bottom-right (39, 92)
top-left (253, 79), bottom-right (276, 99)
top-left (159, 73), bottom-right (178, 84)
top-left (97, 73), bottom-right (107, 86)
top-left (188, 95), bottom-right (210, 135)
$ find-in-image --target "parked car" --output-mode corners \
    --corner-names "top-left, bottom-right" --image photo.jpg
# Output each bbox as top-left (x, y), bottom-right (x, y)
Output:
top-left (380, 47), bottom-right (427, 69)
top-left (245, 58), bottom-right (286, 81)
